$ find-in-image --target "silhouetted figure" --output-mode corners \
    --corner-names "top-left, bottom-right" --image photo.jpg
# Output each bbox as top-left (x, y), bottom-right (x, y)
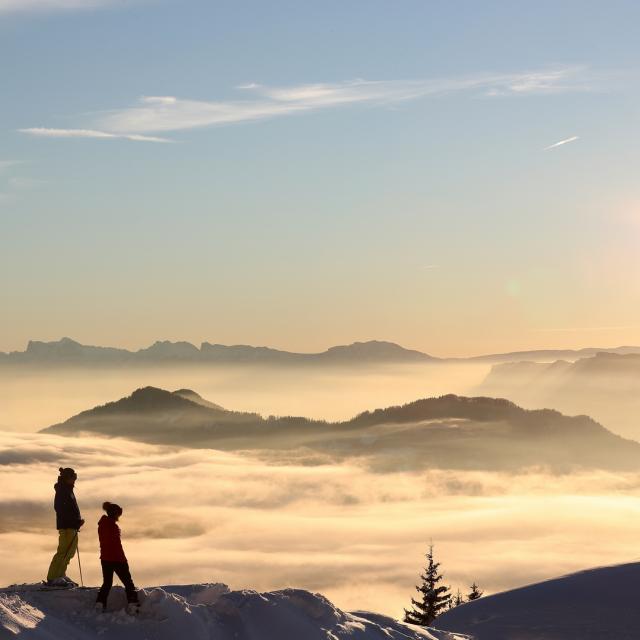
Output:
top-left (95, 502), bottom-right (139, 613)
top-left (46, 467), bottom-right (84, 586)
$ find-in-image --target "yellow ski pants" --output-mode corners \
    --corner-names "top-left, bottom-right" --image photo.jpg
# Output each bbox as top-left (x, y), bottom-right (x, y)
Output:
top-left (47, 529), bottom-right (78, 581)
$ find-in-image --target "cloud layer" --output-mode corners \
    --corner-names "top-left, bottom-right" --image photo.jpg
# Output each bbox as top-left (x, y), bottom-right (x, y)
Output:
top-left (19, 67), bottom-right (590, 143)
top-left (0, 0), bottom-right (126, 13)
top-left (1, 428), bottom-right (639, 617)
top-left (0, 160), bottom-right (22, 173)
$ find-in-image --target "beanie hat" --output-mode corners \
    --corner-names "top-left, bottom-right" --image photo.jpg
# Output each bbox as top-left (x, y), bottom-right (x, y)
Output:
top-left (103, 502), bottom-right (123, 518)
top-left (59, 467), bottom-right (77, 480)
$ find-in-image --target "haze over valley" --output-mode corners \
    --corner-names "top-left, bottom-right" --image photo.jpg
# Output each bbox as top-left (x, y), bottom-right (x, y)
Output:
top-left (479, 351), bottom-right (640, 439)
top-left (6, 337), bottom-right (640, 440)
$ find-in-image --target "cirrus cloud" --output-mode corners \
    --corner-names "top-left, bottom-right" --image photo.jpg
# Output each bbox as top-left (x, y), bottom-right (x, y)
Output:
top-left (0, 0), bottom-right (136, 13)
top-left (19, 127), bottom-right (171, 143)
top-left (19, 66), bottom-right (592, 143)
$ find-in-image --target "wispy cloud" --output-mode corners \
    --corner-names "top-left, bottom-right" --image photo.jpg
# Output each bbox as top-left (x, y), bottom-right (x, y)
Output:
top-left (103, 68), bottom-right (590, 135)
top-left (0, 161), bottom-right (30, 205)
top-left (0, 160), bottom-right (23, 173)
top-left (7, 176), bottom-right (47, 190)
top-left (19, 66), bottom-right (591, 142)
top-left (0, 0), bottom-right (130, 13)
top-left (19, 127), bottom-right (171, 143)
top-left (544, 135), bottom-right (580, 150)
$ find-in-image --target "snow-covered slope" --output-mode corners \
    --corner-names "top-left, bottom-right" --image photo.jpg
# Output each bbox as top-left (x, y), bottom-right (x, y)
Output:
top-left (0, 583), bottom-right (468, 640)
top-left (436, 561), bottom-right (640, 640)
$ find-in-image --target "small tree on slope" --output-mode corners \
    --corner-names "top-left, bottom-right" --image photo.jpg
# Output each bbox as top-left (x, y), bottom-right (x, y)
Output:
top-left (450, 589), bottom-right (464, 609)
top-left (467, 582), bottom-right (483, 601)
top-left (404, 544), bottom-right (451, 626)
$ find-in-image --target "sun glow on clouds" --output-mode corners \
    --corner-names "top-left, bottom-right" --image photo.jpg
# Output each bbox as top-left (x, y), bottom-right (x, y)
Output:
top-left (2, 428), bottom-right (640, 616)
top-left (18, 66), bottom-right (590, 142)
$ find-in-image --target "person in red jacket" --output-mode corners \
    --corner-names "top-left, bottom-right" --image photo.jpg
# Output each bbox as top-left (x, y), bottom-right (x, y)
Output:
top-left (95, 502), bottom-right (139, 613)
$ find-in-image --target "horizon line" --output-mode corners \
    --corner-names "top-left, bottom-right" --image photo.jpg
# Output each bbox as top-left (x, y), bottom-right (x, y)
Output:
top-left (2, 336), bottom-right (640, 361)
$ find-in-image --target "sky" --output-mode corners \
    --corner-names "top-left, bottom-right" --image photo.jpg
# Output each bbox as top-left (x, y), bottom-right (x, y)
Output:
top-left (1, 0), bottom-right (640, 357)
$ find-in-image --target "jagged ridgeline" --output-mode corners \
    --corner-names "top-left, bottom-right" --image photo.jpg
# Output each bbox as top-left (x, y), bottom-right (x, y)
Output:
top-left (0, 338), bottom-right (436, 365)
top-left (42, 389), bottom-right (640, 472)
top-left (6, 337), bottom-right (640, 366)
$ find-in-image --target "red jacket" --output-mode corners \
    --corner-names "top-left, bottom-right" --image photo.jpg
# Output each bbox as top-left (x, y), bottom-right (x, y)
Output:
top-left (98, 515), bottom-right (127, 563)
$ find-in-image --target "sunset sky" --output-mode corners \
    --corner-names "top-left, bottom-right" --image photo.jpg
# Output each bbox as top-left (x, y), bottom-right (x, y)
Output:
top-left (2, 0), bottom-right (639, 356)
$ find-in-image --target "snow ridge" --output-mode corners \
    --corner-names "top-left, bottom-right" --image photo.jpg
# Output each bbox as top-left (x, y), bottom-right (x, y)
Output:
top-left (0, 583), bottom-right (468, 640)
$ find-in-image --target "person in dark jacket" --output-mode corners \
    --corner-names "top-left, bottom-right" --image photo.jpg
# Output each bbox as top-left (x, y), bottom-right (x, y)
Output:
top-left (95, 502), bottom-right (139, 613)
top-left (46, 467), bottom-right (84, 586)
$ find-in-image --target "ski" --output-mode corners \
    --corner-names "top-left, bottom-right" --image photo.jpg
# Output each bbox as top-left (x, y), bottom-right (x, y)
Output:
top-left (1, 584), bottom-right (95, 593)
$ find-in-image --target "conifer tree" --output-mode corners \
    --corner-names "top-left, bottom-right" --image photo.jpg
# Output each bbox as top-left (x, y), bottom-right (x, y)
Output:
top-left (404, 544), bottom-right (451, 626)
top-left (467, 582), bottom-right (483, 601)
top-left (450, 589), bottom-right (464, 608)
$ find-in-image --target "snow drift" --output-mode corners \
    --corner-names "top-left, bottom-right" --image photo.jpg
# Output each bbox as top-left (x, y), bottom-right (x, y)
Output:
top-left (0, 583), bottom-right (468, 640)
top-left (436, 561), bottom-right (640, 639)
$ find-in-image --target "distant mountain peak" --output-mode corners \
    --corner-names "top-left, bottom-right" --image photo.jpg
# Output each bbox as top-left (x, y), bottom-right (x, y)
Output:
top-left (71, 386), bottom-right (214, 419)
top-left (26, 337), bottom-right (80, 351)
top-left (323, 340), bottom-right (434, 361)
top-left (130, 386), bottom-right (171, 399)
top-left (173, 388), bottom-right (202, 397)
top-left (172, 388), bottom-right (225, 411)
top-left (137, 340), bottom-right (201, 358)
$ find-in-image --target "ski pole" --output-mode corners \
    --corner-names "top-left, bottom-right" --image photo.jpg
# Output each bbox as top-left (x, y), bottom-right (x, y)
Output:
top-left (76, 532), bottom-right (84, 587)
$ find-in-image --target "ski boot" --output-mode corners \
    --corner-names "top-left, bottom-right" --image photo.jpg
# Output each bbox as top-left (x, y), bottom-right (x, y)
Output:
top-left (45, 577), bottom-right (74, 589)
top-left (61, 576), bottom-right (79, 587)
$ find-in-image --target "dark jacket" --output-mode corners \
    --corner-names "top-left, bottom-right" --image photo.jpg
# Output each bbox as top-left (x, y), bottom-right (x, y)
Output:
top-left (54, 481), bottom-right (82, 530)
top-left (98, 515), bottom-right (127, 563)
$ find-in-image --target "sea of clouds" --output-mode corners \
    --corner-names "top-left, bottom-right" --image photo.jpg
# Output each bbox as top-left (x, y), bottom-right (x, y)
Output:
top-left (2, 428), bottom-right (640, 617)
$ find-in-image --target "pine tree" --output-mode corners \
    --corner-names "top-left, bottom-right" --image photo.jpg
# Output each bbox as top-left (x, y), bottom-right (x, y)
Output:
top-left (404, 544), bottom-right (451, 626)
top-left (450, 589), bottom-right (464, 609)
top-left (467, 582), bottom-right (483, 601)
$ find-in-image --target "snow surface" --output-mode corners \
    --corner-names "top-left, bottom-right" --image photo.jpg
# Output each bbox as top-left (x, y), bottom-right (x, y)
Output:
top-left (436, 561), bottom-right (640, 640)
top-left (0, 583), bottom-right (468, 640)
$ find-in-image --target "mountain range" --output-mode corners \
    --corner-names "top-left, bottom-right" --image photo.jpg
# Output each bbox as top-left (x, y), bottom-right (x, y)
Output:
top-left (0, 337), bottom-right (435, 365)
top-left (478, 351), bottom-right (640, 438)
top-left (3, 337), bottom-right (640, 366)
top-left (42, 387), bottom-right (640, 472)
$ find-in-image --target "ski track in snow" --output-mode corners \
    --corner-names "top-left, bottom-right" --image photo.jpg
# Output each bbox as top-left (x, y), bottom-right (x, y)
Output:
top-left (0, 583), bottom-right (469, 640)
